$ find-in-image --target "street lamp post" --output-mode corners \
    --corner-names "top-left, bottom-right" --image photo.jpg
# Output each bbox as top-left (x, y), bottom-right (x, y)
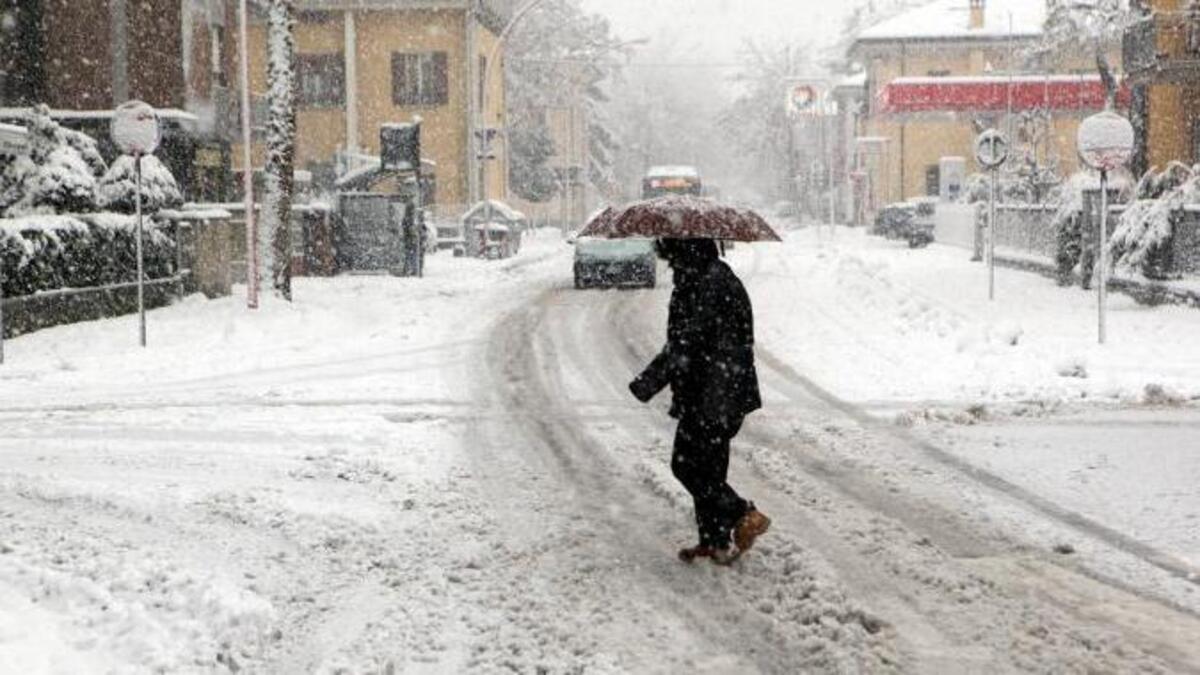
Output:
top-left (474, 0), bottom-right (552, 205)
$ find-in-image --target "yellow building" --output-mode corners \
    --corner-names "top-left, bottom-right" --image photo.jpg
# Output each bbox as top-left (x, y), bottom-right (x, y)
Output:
top-left (1124, 0), bottom-right (1200, 173)
top-left (237, 0), bottom-right (512, 209)
top-left (849, 0), bottom-right (1113, 210)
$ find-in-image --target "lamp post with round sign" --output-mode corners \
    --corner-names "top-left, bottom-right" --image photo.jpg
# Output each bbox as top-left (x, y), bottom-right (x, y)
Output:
top-left (975, 129), bottom-right (1010, 301)
top-left (111, 100), bottom-right (161, 348)
top-left (1077, 110), bottom-right (1134, 345)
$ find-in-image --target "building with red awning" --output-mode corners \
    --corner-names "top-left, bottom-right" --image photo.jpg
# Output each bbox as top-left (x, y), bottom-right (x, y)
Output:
top-left (876, 75), bottom-right (1131, 117)
top-left (845, 0), bottom-right (1124, 213)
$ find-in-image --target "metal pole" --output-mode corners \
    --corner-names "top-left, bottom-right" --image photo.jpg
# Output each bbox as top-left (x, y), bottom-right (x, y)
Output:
top-left (414, 156), bottom-right (424, 278)
top-left (0, 250), bottom-right (5, 365)
top-left (1098, 170), bottom-right (1109, 344)
top-left (238, 0), bottom-right (258, 309)
top-left (828, 114), bottom-right (837, 239)
top-left (476, 0), bottom-right (552, 204)
top-left (988, 168), bottom-right (997, 301)
top-left (1007, 12), bottom-right (1014, 143)
top-left (135, 154), bottom-right (147, 347)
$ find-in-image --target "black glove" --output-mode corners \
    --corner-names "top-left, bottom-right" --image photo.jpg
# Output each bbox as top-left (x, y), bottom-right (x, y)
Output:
top-left (629, 376), bottom-right (658, 403)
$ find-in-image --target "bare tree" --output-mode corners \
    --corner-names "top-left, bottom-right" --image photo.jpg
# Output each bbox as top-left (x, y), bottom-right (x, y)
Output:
top-left (720, 41), bottom-right (812, 203)
top-left (263, 0), bottom-right (296, 301)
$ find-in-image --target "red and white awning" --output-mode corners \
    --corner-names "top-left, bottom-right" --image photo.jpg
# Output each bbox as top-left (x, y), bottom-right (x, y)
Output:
top-left (876, 75), bottom-right (1131, 115)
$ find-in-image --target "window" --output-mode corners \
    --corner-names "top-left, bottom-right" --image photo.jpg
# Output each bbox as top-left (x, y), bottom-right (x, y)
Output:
top-left (925, 165), bottom-right (941, 197)
top-left (392, 52), bottom-right (449, 106)
top-left (297, 54), bottom-right (345, 108)
top-left (211, 26), bottom-right (227, 87)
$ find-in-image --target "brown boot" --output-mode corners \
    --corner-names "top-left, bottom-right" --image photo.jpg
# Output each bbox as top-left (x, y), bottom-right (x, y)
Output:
top-left (733, 508), bottom-right (771, 553)
top-left (710, 546), bottom-right (742, 566)
top-left (678, 545), bottom-right (716, 563)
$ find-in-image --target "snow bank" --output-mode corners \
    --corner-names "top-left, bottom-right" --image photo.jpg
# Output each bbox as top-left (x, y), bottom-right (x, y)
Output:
top-left (739, 228), bottom-right (1200, 411)
top-left (0, 537), bottom-right (273, 673)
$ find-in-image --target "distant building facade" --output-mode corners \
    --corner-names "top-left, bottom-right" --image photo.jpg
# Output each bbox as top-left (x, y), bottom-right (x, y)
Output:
top-left (238, 0), bottom-right (513, 209)
top-left (1123, 0), bottom-right (1200, 175)
top-left (0, 0), bottom-right (239, 201)
top-left (849, 0), bottom-right (1117, 212)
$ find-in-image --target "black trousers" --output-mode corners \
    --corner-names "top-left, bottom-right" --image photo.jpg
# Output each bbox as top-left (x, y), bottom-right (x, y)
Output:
top-left (671, 415), bottom-right (750, 548)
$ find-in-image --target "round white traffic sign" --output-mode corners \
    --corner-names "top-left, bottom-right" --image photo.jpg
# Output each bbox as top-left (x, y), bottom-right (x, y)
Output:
top-left (975, 130), bottom-right (1010, 170)
top-left (791, 85), bottom-right (817, 111)
top-left (1078, 111), bottom-right (1134, 172)
top-left (112, 100), bottom-right (160, 155)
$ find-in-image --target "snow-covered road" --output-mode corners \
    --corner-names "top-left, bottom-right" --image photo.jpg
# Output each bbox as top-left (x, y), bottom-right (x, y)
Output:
top-left (3, 230), bottom-right (1200, 673)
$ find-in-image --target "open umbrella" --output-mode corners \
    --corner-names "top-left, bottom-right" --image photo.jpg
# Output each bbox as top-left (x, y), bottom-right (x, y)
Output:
top-left (577, 195), bottom-right (782, 242)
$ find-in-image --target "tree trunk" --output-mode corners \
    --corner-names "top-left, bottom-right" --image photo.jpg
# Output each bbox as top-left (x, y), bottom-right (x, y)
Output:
top-left (264, 0), bottom-right (296, 301)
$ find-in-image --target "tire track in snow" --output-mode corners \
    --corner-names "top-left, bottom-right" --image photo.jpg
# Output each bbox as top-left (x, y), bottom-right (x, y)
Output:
top-left (466, 287), bottom-right (899, 673)
top-left (606, 288), bottom-right (1200, 673)
top-left (754, 346), bottom-right (1200, 590)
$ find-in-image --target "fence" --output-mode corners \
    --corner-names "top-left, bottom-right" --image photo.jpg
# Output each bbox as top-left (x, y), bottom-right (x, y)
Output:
top-left (1, 212), bottom-right (234, 352)
top-left (197, 202), bottom-right (337, 284)
top-left (994, 204), bottom-right (1059, 261)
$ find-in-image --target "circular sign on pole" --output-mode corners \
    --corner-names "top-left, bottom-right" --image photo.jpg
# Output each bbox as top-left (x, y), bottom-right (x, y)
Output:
top-left (974, 130), bottom-right (1010, 170)
top-left (788, 84), bottom-right (820, 117)
top-left (112, 100), bottom-right (161, 156)
top-left (1077, 111), bottom-right (1135, 172)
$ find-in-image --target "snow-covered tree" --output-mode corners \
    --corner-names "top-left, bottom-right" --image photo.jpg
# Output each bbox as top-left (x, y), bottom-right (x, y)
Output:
top-left (506, 0), bottom-right (628, 202)
top-left (1050, 169), bottom-right (1134, 285)
top-left (1110, 162), bottom-right (1197, 279)
top-left (262, 0), bottom-right (296, 301)
top-left (719, 41), bottom-right (812, 203)
top-left (1, 105), bottom-right (103, 216)
top-left (97, 155), bottom-right (183, 214)
top-left (1035, 0), bottom-right (1131, 64)
top-left (824, 0), bottom-right (924, 73)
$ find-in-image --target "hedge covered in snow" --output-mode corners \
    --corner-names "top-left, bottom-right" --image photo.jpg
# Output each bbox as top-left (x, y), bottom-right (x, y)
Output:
top-left (1, 105), bottom-right (183, 219)
top-left (1110, 162), bottom-right (1198, 280)
top-left (98, 155), bottom-right (184, 214)
top-left (0, 214), bottom-right (175, 299)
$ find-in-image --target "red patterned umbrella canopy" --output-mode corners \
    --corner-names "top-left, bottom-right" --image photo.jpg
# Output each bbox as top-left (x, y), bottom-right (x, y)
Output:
top-left (577, 195), bottom-right (782, 242)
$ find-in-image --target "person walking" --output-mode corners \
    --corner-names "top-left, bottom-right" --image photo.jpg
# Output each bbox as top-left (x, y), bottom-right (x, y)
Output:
top-left (629, 238), bottom-right (771, 565)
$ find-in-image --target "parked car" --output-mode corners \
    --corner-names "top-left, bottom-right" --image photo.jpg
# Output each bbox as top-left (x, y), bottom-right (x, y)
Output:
top-left (574, 237), bottom-right (657, 289)
top-left (872, 200), bottom-right (935, 248)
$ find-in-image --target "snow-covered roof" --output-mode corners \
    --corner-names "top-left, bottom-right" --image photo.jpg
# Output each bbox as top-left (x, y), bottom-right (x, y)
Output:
top-left (646, 165), bottom-right (700, 179)
top-left (0, 108), bottom-right (200, 125)
top-left (335, 163), bottom-right (380, 190)
top-left (857, 0), bottom-right (1045, 43)
top-left (462, 199), bottom-right (527, 224)
top-left (472, 222), bottom-right (511, 233)
top-left (837, 72), bottom-right (869, 90)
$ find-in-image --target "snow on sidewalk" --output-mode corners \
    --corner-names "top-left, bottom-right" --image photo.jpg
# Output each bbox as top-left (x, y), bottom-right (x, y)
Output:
top-left (0, 233), bottom-right (569, 407)
top-left (737, 227), bottom-right (1200, 412)
top-left (736, 227), bottom-right (1200, 572)
top-left (0, 235), bottom-right (574, 673)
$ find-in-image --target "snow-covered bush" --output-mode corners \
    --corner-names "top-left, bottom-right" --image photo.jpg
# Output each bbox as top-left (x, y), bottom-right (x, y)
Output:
top-left (98, 155), bottom-right (184, 214)
top-left (1110, 162), bottom-right (1198, 280)
top-left (0, 105), bottom-right (105, 217)
top-left (1048, 169), bottom-right (1133, 285)
top-left (0, 214), bottom-right (174, 300)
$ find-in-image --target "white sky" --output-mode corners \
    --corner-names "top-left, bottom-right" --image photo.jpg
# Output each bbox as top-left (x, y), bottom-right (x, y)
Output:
top-left (578, 0), bottom-right (855, 63)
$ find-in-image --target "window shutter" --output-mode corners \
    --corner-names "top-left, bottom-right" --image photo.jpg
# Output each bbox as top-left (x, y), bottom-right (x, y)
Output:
top-left (431, 52), bottom-right (448, 105)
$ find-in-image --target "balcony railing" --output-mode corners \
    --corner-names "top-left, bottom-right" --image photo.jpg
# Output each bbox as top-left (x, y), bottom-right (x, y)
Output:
top-left (1124, 12), bottom-right (1200, 84)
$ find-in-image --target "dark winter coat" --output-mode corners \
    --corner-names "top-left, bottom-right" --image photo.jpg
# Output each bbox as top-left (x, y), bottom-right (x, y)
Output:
top-left (631, 257), bottom-right (762, 422)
